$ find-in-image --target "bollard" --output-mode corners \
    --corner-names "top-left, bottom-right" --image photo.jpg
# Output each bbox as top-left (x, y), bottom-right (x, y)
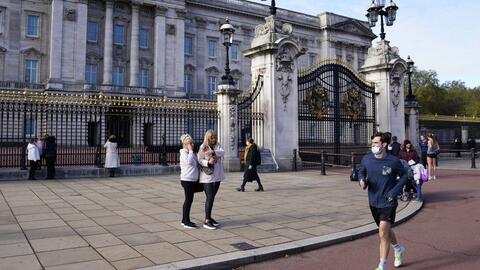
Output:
top-left (293, 149), bottom-right (297, 171)
top-left (320, 150), bottom-right (326, 175)
top-left (471, 148), bottom-right (476, 169)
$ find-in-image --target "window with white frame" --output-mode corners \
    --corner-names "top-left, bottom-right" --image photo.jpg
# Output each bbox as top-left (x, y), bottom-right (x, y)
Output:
top-left (207, 40), bottom-right (217, 58)
top-left (24, 60), bottom-right (38, 83)
top-left (138, 68), bottom-right (149, 87)
top-left (26, 15), bottom-right (39, 37)
top-left (308, 54), bottom-right (316, 65)
top-left (207, 76), bottom-right (216, 95)
top-left (139, 28), bottom-right (149, 49)
top-left (87, 21), bottom-right (98, 42)
top-left (25, 117), bottom-right (36, 137)
top-left (114, 24), bottom-right (125, 45)
top-left (231, 44), bottom-right (239, 61)
top-left (184, 74), bottom-right (193, 94)
top-left (85, 64), bottom-right (98, 84)
top-left (184, 36), bottom-right (193, 55)
top-left (112, 66), bottom-right (125, 86)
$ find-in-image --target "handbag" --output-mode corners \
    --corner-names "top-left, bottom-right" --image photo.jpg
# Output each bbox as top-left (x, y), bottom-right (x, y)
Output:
top-left (200, 164), bottom-right (214, 175)
top-left (194, 179), bottom-right (204, 193)
top-left (350, 168), bottom-right (359, 181)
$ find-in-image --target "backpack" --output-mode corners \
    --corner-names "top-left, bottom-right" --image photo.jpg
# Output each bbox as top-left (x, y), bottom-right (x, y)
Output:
top-left (255, 149), bottom-right (262, 166)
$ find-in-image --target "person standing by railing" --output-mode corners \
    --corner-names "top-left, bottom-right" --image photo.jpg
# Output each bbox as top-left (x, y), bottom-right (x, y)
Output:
top-left (27, 138), bottom-right (40, 180)
top-left (44, 135), bottom-right (57, 179)
top-left (419, 135), bottom-right (428, 167)
top-left (104, 135), bottom-right (120, 177)
top-left (427, 134), bottom-right (440, 180)
top-left (179, 134), bottom-right (200, 229)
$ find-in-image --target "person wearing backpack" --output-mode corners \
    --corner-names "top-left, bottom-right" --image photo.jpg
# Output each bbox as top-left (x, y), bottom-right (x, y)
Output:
top-left (237, 138), bottom-right (263, 192)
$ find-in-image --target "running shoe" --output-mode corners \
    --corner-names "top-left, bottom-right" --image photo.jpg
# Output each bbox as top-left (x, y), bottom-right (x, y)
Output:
top-left (210, 218), bottom-right (220, 226)
top-left (203, 221), bottom-right (217, 230)
top-left (182, 222), bottom-right (197, 229)
top-left (394, 246), bottom-right (405, 267)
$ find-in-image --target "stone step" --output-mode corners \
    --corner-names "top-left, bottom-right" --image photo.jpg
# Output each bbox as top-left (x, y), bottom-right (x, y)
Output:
top-left (257, 148), bottom-right (279, 173)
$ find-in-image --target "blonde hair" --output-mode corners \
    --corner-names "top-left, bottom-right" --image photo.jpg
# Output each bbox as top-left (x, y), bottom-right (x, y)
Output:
top-left (180, 134), bottom-right (193, 144)
top-left (202, 129), bottom-right (218, 148)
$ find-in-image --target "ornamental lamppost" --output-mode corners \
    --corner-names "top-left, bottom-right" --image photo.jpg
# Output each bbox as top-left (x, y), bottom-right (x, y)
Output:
top-left (366, 0), bottom-right (398, 40)
top-left (219, 18), bottom-right (235, 85)
top-left (405, 55), bottom-right (416, 101)
top-left (261, 0), bottom-right (277, 16)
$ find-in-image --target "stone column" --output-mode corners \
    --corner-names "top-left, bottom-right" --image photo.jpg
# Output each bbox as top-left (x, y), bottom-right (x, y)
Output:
top-left (216, 84), bottom-right (241, 172)
top-left (175, 10), bottom-right (186, 94)
top-left (461, 126), bottom-right (469, 143)
top-left (153, 6), bottom-right (167, 88)
top-left (360, 40), bottom-right (408, 142)
top-left (102, 0), bottom-right (113, 85)
top-left (405, 100), bottom-right (420, 149)
top-left (74, 0), bottom-right (88, 83)
top-left (47, 0), bottom-right (64, 89)
top-left (129, 2), bottom-right (139, 86)
top-left (244, 15), bottom-right (305, 171)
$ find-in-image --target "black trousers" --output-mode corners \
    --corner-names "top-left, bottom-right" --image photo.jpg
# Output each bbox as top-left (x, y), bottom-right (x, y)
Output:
top-left (203, 182), bottom-right (220, 221)
top-left (28, 160), bottom-right (37, 180)
top-left (241, 177), bottom-right (263, 189)
top-left (108, 168), bottom-right (116, 177)
top-left (181, 181), bottom-right (197, 223)
top-left (45, 157), bottom-right (56, 179)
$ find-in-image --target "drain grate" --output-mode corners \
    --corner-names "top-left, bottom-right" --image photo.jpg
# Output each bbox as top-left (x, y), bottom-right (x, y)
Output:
top-left (231, 242), bottom-right (256, 251)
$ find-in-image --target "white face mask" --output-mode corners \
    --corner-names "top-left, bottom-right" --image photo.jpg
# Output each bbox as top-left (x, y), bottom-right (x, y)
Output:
top-left (372, 146), bottom-right (382, 155)
top-left (387, 146), bottom-right (392, 151)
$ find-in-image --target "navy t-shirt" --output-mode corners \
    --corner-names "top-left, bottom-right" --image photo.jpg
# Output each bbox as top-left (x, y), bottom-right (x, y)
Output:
top-left (358, 153), bottom-right (408, 208)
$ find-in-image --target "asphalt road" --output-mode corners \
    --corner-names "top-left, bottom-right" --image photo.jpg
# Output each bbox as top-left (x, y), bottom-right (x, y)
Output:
top-left (240, 169), bottom-right (480, 270)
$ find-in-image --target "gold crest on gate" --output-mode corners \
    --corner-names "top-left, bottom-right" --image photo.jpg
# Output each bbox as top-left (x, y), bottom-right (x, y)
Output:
top-left (343, 87), bottom-right (366, 120)
top-left (306, 85), bottom-right (329, 118)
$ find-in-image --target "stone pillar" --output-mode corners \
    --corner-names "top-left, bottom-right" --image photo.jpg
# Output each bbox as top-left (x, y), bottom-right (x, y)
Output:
top-left (153, 6), bottom-right (167, 88)
top-left (129, 2), bottom-right (140, 86)
top-left (360, 40), bottom-right (408, 142)
top-left (102, 0), bottom-right (113, 85)
top-left (405, 100), bottom-right (420, 149)
top-left (47, 0), bottom-right (64, 89)
top-left (244, 15), bottom-right (305, 171)
top-left (216, 84), bottom-right (241, 172)
top-left (461, 126), bottom-right (469, 143)
top-left (74, 1), bottom-right (88, 83)
top-left (175, 10), bottom-right (186, 94)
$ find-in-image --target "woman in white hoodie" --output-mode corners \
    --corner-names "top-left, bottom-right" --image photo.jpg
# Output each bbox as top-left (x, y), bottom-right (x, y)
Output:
top-left (179, 134), bottom-right (200, 229)
top-left (27, 138), bottom-right (40, 180)
top-left (198, 130), bottom-right (225, 230)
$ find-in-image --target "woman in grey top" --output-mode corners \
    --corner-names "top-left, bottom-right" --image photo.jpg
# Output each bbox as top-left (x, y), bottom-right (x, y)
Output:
top-left (426, 134), bottom-right (440, 180)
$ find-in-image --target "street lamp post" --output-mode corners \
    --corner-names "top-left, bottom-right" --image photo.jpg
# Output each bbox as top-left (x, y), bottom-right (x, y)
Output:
top-left (366, 0), bottom-right (398, 40)
top-left (261, 0), bottom-right (277, 16)
top-left (406, 55), bottom-right (416, 101)
top-left (220, 18), bottom-right (235, 85)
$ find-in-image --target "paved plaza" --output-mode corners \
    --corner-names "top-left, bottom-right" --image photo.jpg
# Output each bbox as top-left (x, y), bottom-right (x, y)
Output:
top-left (0, 171), bottom-right (411, 270)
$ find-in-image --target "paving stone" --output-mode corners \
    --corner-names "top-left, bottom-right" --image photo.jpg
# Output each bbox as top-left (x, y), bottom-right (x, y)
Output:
top-left (134, 242), bottom-right (193, 264)
top-left (0, 232), bottom-right (27, 245)
top-left (59, 213), bottom-right (89, 221)
top-left (30, 235), bottom-right (89, 252)
top-left (93, 216), bottom-right (130, 226)
top-left (16, 213), bottom-right (61, 223)
top-left (155, 230), bottom-right (197, 243)
top-left (45, 259), bottom-right (115, 270)
top-left (228, 226), bottom-right (277, 240)
top-left (84, 233), bottom-right (124, 248)
top-left (126, 215), bottom-right (157, 225)
top-left (0, 224), bottom-right (22, 234)
top-left (209, 236), bottom-right (262, 252)
top-left (0, 254), bottom-right (42, 270)
top-left (119, 232), bottom-right (164, 246)
top-left (114, 209), bottom-right (144, 218)
top-left (19, 219), bottom-right (67, 230)
top-left (140, 222), bottom-right (175, 232)
top-left (271, 228), bottom-right (314, 241)
top-left (175, 240), bottom-right (223, 257)
top-left (97, 244), bottom-right (142, 261)
top-left (254, 236), bottom-right (292, 246)
top-left (67, 219), bottom-right (99, 229)
top-left (111, 256), bottom-right (154, 270)
top-left (184, 228), bottom-right (236, 241)
top-left (104, 223), bottom-right (147, 236)
top-left (0, 242), bottom-right (33, 258)
top-left (37, 246), bottom-right (101, 267)
top-left (11, 206), bottom-right (52, 215)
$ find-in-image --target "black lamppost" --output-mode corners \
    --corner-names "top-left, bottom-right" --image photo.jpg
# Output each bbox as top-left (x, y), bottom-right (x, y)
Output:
top-left (261, 0), bottom-right (277, 16)
top-left (406, 55), bottom-right (416, 101)
top-left (219, 18), bottom-right (235, 85)
top-left (366, 0), bottom-right (398, 40)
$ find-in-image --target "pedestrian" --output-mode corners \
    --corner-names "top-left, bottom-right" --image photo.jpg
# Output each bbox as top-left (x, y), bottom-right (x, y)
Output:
top-left (467, 136), bottom-right (476, 151)
top-left (44, 135), bottom-right (57, 179)
top-left (388, 136), bottom-right (401, 157)
top-left (198, 130), bottom-right (224, 230)
top-left (27, 138), bottom-right (40, 180)
top-left (35, 136), bottom-right (44, 169)
top-left (358, 132), bottom-right (408, 270)
top-left (104, 135), bottom-right (120, 177)
top-left (427, 134), bottom-right (440, 180)
top-left (419, 135), bottom-right (428, 167)
top-left (179, 134), bottom-right (201, 229)
top-left (237, 138), bottom-right (263, 192)
top-left (399, 140), bottom-right (420, 164)
top-left (454, 136), bottom-right (462, 157)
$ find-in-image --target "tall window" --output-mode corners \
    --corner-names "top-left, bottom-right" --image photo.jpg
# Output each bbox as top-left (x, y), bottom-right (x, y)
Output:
top-left (112, 66), bottom-right (125, 86)
top-left (87, 21), bottom-right (98, 42)
top-left (139, 28), bottom-right (149, 49)
top-left (184, 74), bottom-right (193, 94)
top-left (138, 68), bottom-right (149, 87)
top-left (308, 54), bottom-right (316, 65)
top-left (184, 36), bottom-right (193, 55)
top-left (231, 44), bottom-right (239, 61)
top-left (85, 64), bottom-right (98, 84)
top-left (114, 24), bottom-right (125, 45)
top-left (25, 117), bottom-right (36, 137)
top-left (208, 40), bottom-right (217, 58)
top-left (26, 15), bottom-right (39, 37)
top-left (24, 60), bottom-right (38, 83)
top-left (207, 76), bottom-right (216, 95)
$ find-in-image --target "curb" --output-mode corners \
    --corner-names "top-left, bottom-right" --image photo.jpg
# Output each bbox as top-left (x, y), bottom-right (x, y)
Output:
top-left (136, 200), bottom-right (424, 270)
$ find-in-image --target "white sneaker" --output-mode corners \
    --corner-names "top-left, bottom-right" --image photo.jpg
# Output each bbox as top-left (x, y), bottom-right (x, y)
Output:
top-left (394, 246), bottom-right (405, 267)
top-left (433, 176), bottom-right (437, 180)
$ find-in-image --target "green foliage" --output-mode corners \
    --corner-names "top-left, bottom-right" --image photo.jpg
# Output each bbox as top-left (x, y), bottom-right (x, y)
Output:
top-left (406, 68), bottom-right (480, 116)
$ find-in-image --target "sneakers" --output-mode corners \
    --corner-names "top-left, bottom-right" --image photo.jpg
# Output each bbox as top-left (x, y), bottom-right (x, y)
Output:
top-left (182, 222), bottom-right (197, 229)
top-left (433, 176), bottom-right (437, 180)
top-left (255, 186), bottom-right (264, 192)
top-left (236, 187), bottom-right (245, 192)
top-left (203, 221), bottom-right (217, 230)
top-left (210, 218), bottom-right (220, 226)
top-left (374, 267), bottom-right (385, 270)
top-left (394, 246), bottom-right (405, 267)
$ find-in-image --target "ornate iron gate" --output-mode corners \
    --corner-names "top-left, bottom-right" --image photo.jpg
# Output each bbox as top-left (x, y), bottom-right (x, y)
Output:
top-left (298, 59), bottom-right (376, 165)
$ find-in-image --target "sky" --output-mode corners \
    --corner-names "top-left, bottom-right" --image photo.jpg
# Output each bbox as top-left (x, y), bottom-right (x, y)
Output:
top-left (253, 0), bottom-right (480, 88)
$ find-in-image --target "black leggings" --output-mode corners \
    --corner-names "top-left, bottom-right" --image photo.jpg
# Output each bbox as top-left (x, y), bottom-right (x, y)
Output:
top-left (28, 160), bottom-right (37, 179)
top-left (203, 182), bottom-right (220, 221)
top-left (181, 181), bottom-right (196, 223)
top-left (45, 157), bottom-right (56, 179)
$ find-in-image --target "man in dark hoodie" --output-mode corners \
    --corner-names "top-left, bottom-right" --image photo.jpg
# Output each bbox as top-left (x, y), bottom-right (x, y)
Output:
top-left (358, 132), bottom-right (408, 270)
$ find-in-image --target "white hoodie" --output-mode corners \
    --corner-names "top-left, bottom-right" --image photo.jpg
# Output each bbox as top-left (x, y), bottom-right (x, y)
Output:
top-left (180, 149), bottom-right (199, 182)
top-left (27, 143), bottom-right (40, 161)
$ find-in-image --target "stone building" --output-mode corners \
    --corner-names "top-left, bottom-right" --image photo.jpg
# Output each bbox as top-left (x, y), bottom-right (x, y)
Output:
top-left (0, 0), bottom-right (375, 97)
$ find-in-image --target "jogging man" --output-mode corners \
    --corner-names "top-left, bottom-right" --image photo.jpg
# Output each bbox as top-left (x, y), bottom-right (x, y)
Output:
top-left (359, 132), bottom-right (408, 270)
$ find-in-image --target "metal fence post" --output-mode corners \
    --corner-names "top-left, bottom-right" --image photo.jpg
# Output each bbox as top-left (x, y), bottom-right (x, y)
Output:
top-left (293, 149), bottom-right (297, 171)
top-left (160, 96), bottom-right (168, 166)
top-left (471, 148), bottom-right (476, 169)
top-left (351, 152), bottom-right (356, 171)
top-left (320, 150), bottom-right (326, 175)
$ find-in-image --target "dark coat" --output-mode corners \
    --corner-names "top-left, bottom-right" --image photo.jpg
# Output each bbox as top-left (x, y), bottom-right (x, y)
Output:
top-left (243, 144), bottom-right (260, 182)
top-left (389, 142), bottom-right (401, 157)
top-left (44, 137), bottom-right (57, 158)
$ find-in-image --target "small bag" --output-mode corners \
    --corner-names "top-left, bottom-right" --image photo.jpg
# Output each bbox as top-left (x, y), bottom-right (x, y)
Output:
top-left (420, 168), bottom-right (429, 182)
top-left (200, 165), bottom-right (214, 175)
top-left (194, 180), bottom-right (204, 193)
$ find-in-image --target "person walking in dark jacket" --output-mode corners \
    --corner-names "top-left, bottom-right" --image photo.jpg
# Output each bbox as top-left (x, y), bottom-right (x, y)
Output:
top-left (44, 135), bottom-right (57, 179)
top-left (388, 136), bottom-right (401, 157)
top-left (237, 138), bottom-right (263, 192)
